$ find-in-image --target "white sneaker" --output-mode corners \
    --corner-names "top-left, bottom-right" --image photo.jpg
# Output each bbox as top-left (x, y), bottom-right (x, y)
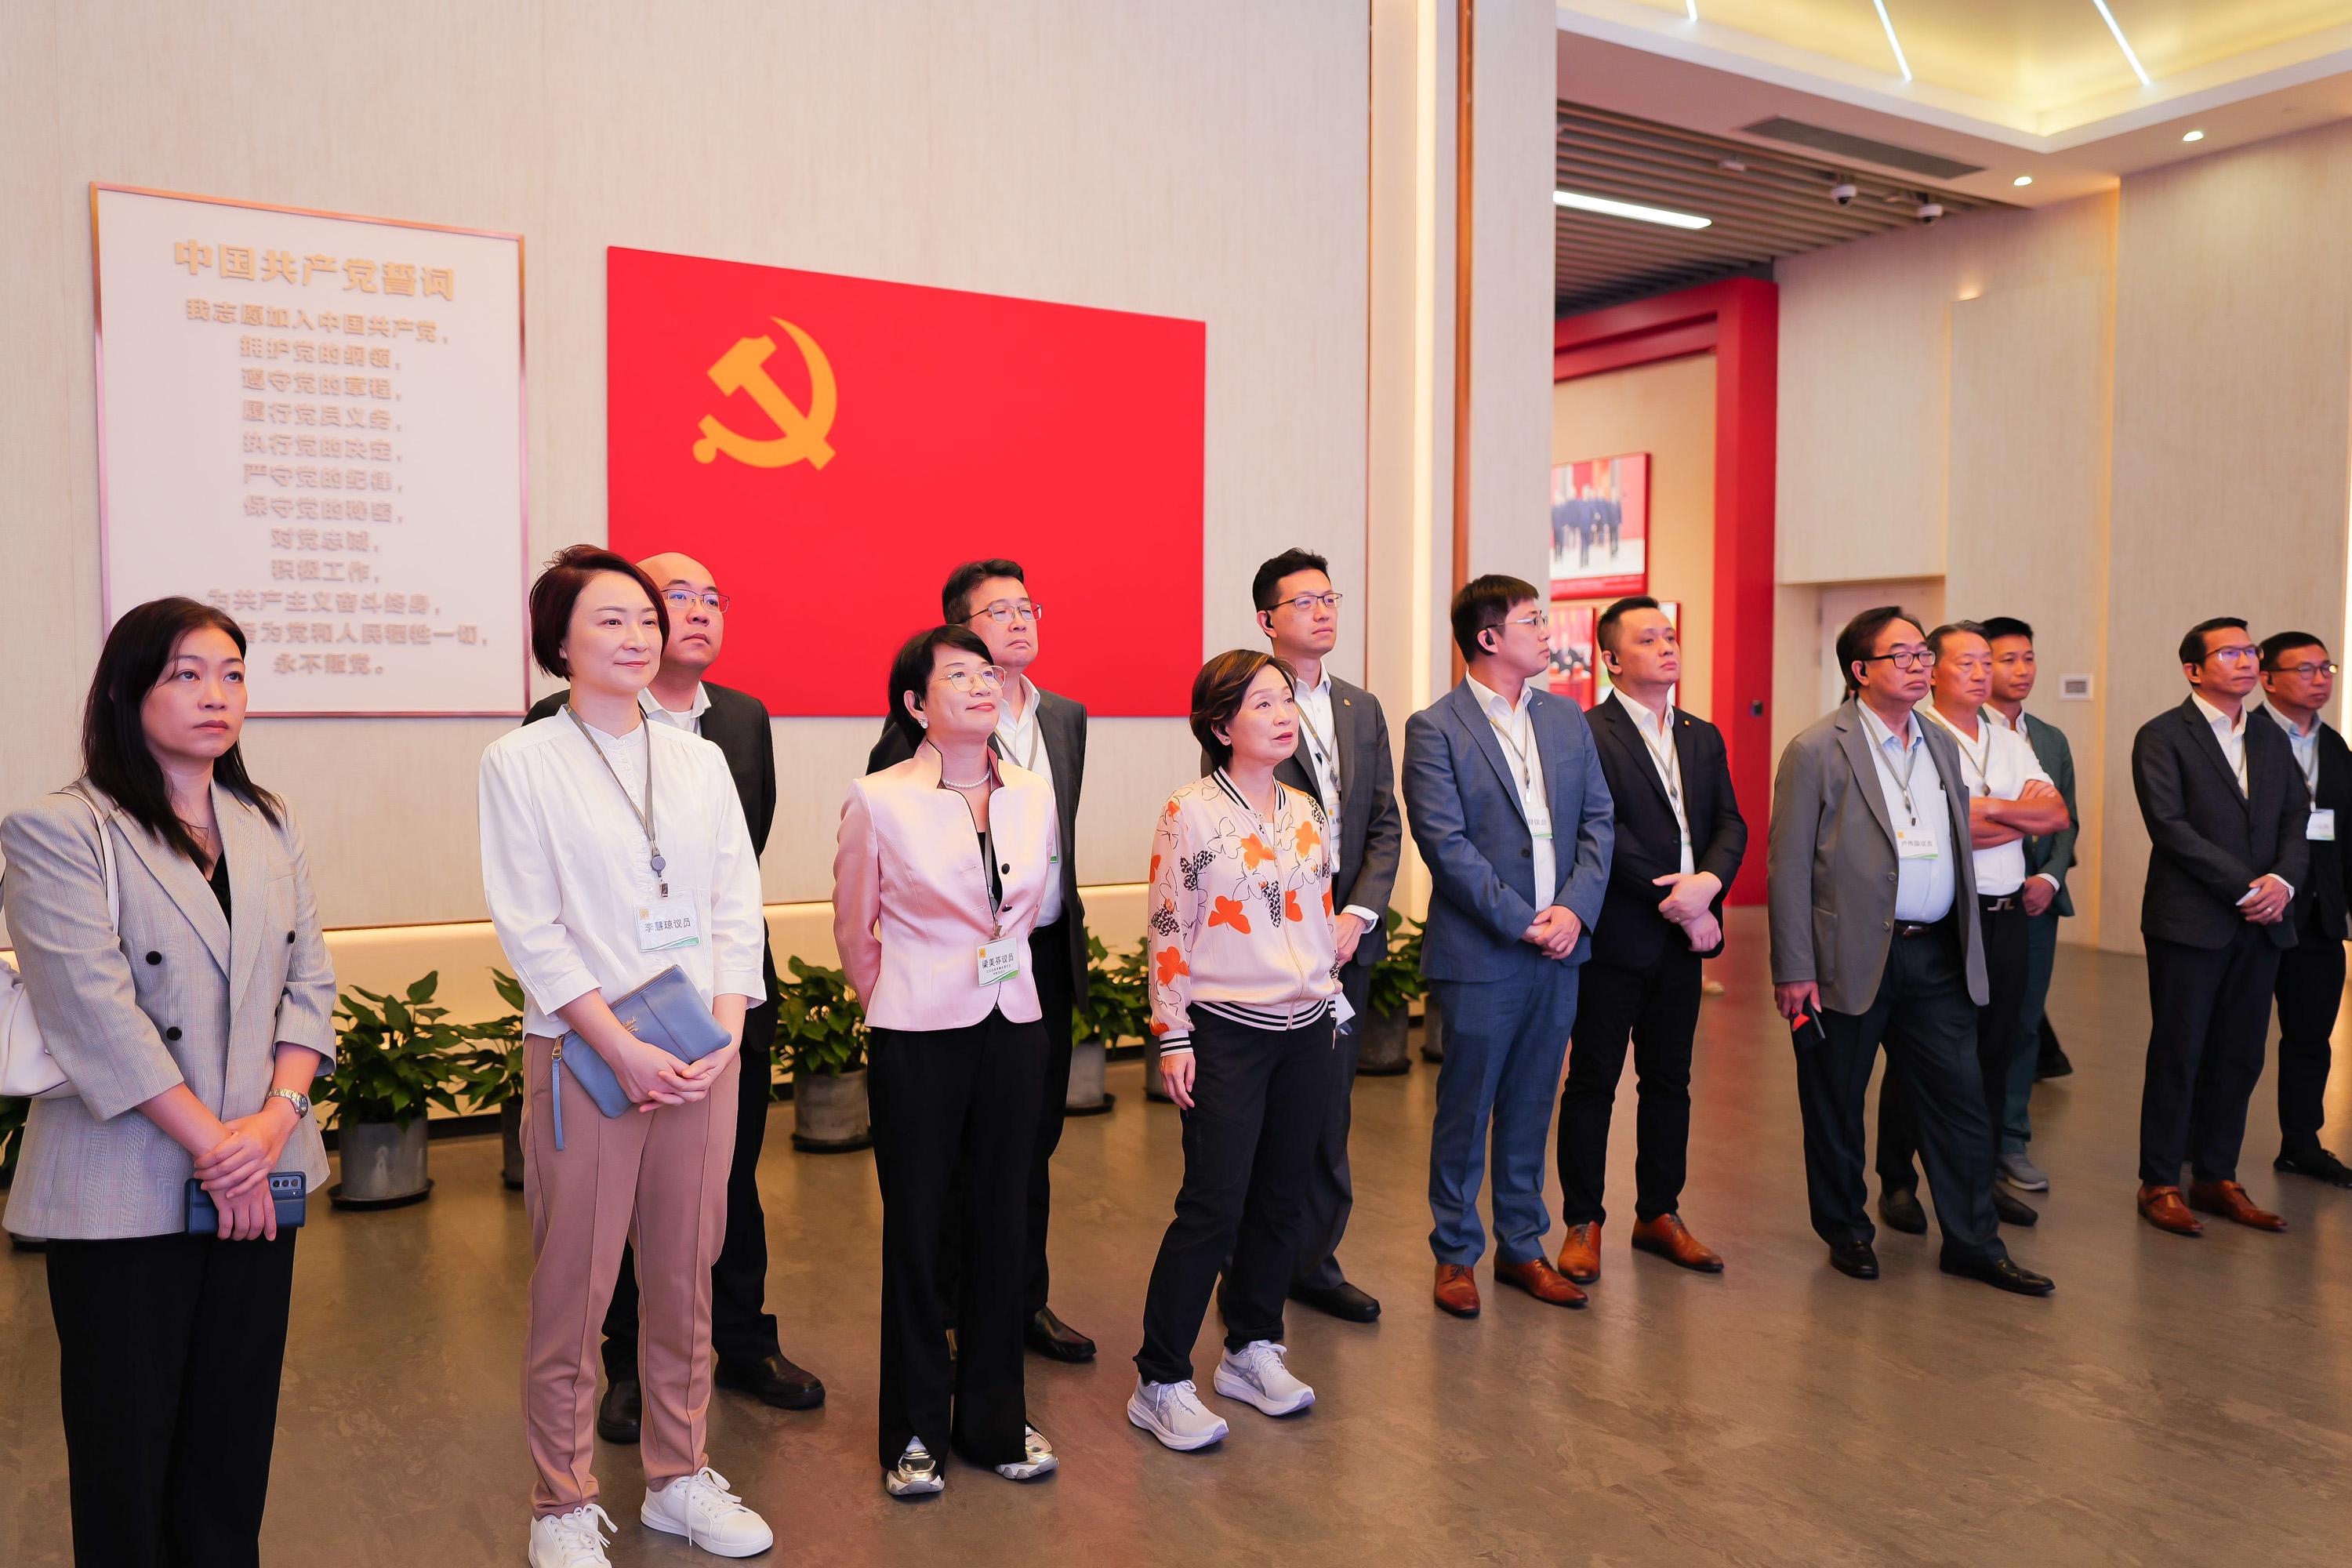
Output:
top-left (1999, 1149), bottom-right (2051, 1192)
top-left (640, 1468), bottom-right (773, 1558)
top-left (995, 1425), bottom-right (1059, 1480)
top-left (885, 1437), bottom-right (945, 1497)
top-left (1214, 1341), bottom-right (1316, 1416)
top-left (528, 1504), bottom-right (615, 1568)
top-left (1127, 1377), bottom-right (1230, 1450)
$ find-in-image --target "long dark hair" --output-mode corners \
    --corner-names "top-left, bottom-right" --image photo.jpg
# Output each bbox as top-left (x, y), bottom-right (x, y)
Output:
top-left (83, 597), bottom-right (281, 863)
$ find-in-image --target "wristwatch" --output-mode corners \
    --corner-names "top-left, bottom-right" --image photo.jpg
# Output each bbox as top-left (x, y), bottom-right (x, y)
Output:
top-left (265, 1087), bottom-right (312, 1120)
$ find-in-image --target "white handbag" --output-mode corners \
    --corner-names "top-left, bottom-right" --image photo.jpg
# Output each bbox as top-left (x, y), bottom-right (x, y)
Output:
top-left (0, 789), bottom-right (118, 1100)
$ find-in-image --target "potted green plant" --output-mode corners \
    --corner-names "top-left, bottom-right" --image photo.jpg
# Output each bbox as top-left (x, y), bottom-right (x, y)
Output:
top-left (776, 956), bottom-right (870, 1152)
top-left (323, 971), bottom-right (470, 1207)
top-left (1359, 909), bottom-right (1426, 1075)
top-left (1069, 935), bottom-right (1149, 1115)
top-left (449, 970), bottom-right (528, 1189)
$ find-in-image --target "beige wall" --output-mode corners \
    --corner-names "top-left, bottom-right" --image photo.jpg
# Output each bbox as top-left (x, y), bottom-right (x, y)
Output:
top-left (1549, 353), bottom-right (1717, 717)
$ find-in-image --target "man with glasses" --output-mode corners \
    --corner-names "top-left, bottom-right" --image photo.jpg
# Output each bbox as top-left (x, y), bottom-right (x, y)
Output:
top-left (525, 551), bottom-right (828, 1438)
top-left (866, 559), bottom-right (1097, 1361)
top-left (2131, 617), bottom-right (2306, 1236)
top-left (1769, 607), bottom-right (2052, 1294)
top-left (2258, 633), bottom-right (2352, 1188)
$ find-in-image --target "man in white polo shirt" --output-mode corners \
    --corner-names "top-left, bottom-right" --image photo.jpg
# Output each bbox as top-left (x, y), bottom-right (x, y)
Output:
top-left (1877, 621), bottom-right (2071, 1233)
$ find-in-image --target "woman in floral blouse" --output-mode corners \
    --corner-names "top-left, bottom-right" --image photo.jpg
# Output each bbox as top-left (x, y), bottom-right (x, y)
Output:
top-left (1126, 650), bottom-right (1348, 1454)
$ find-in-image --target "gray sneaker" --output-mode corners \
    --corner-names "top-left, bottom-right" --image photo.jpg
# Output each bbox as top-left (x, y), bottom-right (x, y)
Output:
top-left (1998, 1150), bottom-right (2049, 1192)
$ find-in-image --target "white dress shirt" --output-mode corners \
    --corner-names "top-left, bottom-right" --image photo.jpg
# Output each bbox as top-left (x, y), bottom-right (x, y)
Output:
top-left (2190, 691), bottom-right (2250, 793)
top-left (479, 713), bottom-right (768, 1039)
top-left (638, 681), bottom-right (712, 735)
top-left (1855, 701), bottom-right (1955, 923)
top-left (1293, 664), bottom-right (1381, 931)
top-left (1922, 703), bottom-right (2053, 898)
top-left (1984, 706), bottom-right (2063, 895)
top-left (1467, 673), bottom-right (1556, 909)
top-left (1610, 688), bottom-right (1694, 876)
top-left (996, 675), bottom-right (1065, 926)
top-left (2267, 702), bottom-right (2321, 797)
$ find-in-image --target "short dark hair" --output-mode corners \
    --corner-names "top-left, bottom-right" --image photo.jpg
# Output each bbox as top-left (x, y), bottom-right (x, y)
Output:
top-left (2260, 630), bottom-right (2330, 670)
top-left (1190, 649), bottom-right (1297, 771)
top-left (528, 545), bottom-right (668, 680)
top-left (941, 559), bottom-right (1026, 624)
top-left (1596, 595), bottom-right (1661, 659)
top-left (1980, 615), bottom-right (2034, 644)
top-left (885, 624), bottom-right (995, 747)
top-left (1450, 574), bottom-right (1541, 662)
top-left (1252, 549), bottom-right (1331, 615)
top-left (82, 597), bottom-right (281, 866)
top-left (1834, 606), bottom-right (1920, 693)
top-left (2179, 616), bottom-right (2248, 669)
top-left (1926, 620), bottom-right (1989, 660)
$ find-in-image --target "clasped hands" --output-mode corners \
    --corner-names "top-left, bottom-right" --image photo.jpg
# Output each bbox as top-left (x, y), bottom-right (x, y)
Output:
top-left (1652, 870), bottom-right (1723, 953)
top-left (612, 1030), bottom-right (742, 1112)
top-left (2239, 873), bottom-right (2292, 925)
top-left (191, 1096), bottom-right (301, 1240)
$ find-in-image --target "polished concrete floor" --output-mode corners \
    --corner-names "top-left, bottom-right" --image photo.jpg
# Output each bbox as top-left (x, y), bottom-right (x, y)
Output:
top-left (6, 909), bottom-right (2352, 1566)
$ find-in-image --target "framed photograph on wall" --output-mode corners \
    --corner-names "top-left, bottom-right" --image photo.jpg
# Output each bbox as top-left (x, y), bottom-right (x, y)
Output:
top-left (1549, 451), bottom-right (1649, 600)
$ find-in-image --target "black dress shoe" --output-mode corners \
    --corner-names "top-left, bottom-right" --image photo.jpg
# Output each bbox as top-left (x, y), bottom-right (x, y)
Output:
top-left (2036, 1021), bottom-right (2073, 1080)
top-left (1290, 1280), bottom-right (1381, 1323)
top-left (2275, 1146), bottom-right (2352, 1188)
top-left (597, 1375), bottom-right (642, 1444)
top-left (716, 1351), bottom-right (826, 1410)
top-left (1878, 1187), bottom-right (1928, 1235)
top-left (1025, 1305), bottom-right (1097, 1363)
top-left (1940, 1254), bottom-right (2055, 1297)
top-left (1992, 1187), bottom-right (2040, 1226)
top-left (1828, 1241), bottom-right (1879, 1279)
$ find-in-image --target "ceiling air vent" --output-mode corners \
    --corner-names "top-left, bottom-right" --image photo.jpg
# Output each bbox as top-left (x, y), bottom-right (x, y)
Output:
top-left (1740, 116), bottom-right (1983, 180)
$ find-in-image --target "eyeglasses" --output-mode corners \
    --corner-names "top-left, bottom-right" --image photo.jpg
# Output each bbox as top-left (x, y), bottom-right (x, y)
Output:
top-left (934, 665), bottom-right (1008, 692)
top-left (2268, 659), bottom-right (2340, 678)
top-left (969, 599), bottom-right (1042, 626)
top-left (1860, 648), bottom-right (1934, 671)
top-left (2205, 645), bottom-right (2261, 665)
top-left (1272, 592), bottom-right (1344, 615)
top-left (1491, 612), bottom-right (1547, 632)
top-left (663, 588), bottom-right (731, 613)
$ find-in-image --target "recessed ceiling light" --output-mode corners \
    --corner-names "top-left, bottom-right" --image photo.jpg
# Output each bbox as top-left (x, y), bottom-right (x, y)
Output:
top-left (1553, 190), bottom-right (1711, 230)
top-left (2182, 129), bottom-right (2205, 142)
top-left (2013, 175), bottom-right (2034, 187)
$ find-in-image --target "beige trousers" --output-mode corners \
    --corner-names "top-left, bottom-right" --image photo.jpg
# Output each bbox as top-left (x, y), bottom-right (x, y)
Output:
top-left (521, 1033), bottom-right (739, 1515)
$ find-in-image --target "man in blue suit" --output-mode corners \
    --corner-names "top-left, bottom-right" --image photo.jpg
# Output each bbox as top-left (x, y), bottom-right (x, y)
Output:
top-left (1405, 574), bottom-right (1615, 1318)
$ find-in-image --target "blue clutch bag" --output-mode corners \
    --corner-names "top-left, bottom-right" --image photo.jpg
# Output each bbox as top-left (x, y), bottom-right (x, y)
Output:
top-left (551, 964), bottom-right (731, 1149)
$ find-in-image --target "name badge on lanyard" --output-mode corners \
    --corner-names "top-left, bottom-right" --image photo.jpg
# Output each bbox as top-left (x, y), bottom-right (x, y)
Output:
top-left (2310, 808), bottom-right (2337, 841)
top-left (1895, 824), bottom-right (1940, 861)
top-left (637, 902), bottom-right (703, 952)
top-left (978, 935), bottom-right (1022, 985)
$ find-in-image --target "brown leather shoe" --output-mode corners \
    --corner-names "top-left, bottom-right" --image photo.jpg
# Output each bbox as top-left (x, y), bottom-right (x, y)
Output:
top-left (1555, 1221), bottom-right (1602, 1283)
top-left (2187, 1180), bottom-right (2288, 1232)
top-left (2136, 1183), bottom-right (2203, 1236)
top-left (1630, 1214), bottom-right (1724, 1272)
top-left (1433, 1263), bottom-right (1481, 1318)
top-left (1494, 1256), bottom-right (1589, 1309)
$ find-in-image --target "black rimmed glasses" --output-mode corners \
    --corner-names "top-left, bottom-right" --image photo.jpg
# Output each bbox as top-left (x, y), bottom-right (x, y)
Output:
top-left (2268, 659), bottom-right (2339, 678)
top-left (969, 599), bottom-right (1042, 626)
top-left (1860, 648), bottom-right (1934, 672)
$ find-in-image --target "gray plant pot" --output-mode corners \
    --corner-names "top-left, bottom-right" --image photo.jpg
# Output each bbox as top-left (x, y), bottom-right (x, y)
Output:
top-left (1358, 1007), bottom-right (1412, 1075)
top-left (792, 1068), bottom-right (872, 1152)
top-left (499, 1100), bottom-right (526, 1189)
top-left (1065, 1039), bottom-right (1115, 1115)
top-left (333, 1116), bottom-right (431, 1207)
top-left (1421, 993), bottom-right (1446, 1062)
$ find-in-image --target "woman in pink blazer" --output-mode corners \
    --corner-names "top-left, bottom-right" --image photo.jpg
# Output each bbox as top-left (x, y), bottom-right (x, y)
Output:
top-left (833, 624), bottom-right (1061, 1499)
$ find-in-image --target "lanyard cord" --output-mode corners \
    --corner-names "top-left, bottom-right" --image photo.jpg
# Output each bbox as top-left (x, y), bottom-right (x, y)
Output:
top-left (1628, 702), bottom-right (1689, 842)
top-left (1923, 706), bottom-right (1991, 797)
top-left (566, 706), bottom-right (666, 898)
top-left (1297, 699), bottom-right (1341, 797)
top-left (1869, 722), bottom-right (1924, 826)
top-left (1486, 709), bottom-right (1536, 790)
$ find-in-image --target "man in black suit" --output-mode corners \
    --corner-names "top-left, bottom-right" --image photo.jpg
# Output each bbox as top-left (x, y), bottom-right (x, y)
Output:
top-left (2132, 616), bottom-right (2307, 1236)
top-left (2258, 632), bottom-right (2352, 1187)
top-left (1244, 549), bottom-right (1403, 1323)
top-left (524, 551), bottom-right (825, 1442)
top-left (1555, 597), bottom-right (1744, 1285)
top-left (865, 558), bottom-right (1096, 1362)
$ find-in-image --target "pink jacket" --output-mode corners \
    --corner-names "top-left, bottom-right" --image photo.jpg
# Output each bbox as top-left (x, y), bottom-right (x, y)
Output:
top-left (833, 742), bottom-right (1058, 1033)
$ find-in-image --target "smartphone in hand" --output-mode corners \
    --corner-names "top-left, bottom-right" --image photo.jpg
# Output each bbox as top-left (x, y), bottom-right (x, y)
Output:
top-left (1789, 1010), bottom-right (1828, 1051)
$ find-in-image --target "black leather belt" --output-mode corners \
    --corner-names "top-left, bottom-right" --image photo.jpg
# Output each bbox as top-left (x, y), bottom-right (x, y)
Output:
top-left (1979, 895), bottom-right (2019, 913)
top-left (1893, 921), bottom-right (1937, 938)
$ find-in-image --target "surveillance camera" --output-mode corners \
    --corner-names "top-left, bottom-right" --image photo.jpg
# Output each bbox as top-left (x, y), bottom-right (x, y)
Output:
top-left (1917, 201), bottom-right (1944, 224)
top-left (1831, 182), bottom-right (1858, 206)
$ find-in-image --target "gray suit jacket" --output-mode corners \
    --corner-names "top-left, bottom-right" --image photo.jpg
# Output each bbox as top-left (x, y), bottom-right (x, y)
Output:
top-left (1767, 700), bottom-right (1987, 1016)
top-left (2, 782), bottom-right (337, 1239)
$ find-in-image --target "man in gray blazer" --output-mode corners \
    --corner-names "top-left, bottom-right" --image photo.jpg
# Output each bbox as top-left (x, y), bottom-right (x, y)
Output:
top-left (1768, 606), bottom-right (2053, 1296)
top-left (1405, 575), bottom-right (1613, 1319)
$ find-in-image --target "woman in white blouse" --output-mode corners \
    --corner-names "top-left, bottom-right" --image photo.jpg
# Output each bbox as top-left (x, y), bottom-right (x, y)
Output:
top-left (477, 546), bottom-right (772, 1568)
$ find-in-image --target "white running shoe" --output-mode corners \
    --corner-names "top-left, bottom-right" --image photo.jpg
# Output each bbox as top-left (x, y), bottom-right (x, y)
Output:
top-left (1999, 1149), bottom-right (2051, 1192)
top-left (1127, 1377), bottom-right (1230, 1450)
top-left (995, 1425), bottom-right (1060, 1480)
top-left (640, 1468), bottom-right (774, 1558)
top-left (1214, 1340), bottom-right (1316, 1416)
top-left (528, 1504), bottom-right (615, 1567)
top-left (885, 1437), bottom-right (946, 1497)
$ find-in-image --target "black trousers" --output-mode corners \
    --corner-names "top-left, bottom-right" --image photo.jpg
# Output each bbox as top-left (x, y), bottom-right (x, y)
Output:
top-left (1557, 946), bottom-right (1700, 1226)
top-left (1878, 898), bottom-right (2028, 1191)
top-left (1137, 1008), bottom-right (1334, 1385)
top-left (604, 996), bottom-right (781, 1375)
top-left (2141, 927), bottom-right (2280, 1185)
top-left (1291, 954), bottom-right (1373, 1291)
top-left (45, 1230), bottom-right (298, 1568)
top-left (1793, 920), bottom-right (2004, 1265)
top-left (1023, 916), bottom-right (1077, 1316)
top-left (868, 1008), bottom-right (1043, 1468)
top-left (2274, 908), bottom-right (2345, 1156)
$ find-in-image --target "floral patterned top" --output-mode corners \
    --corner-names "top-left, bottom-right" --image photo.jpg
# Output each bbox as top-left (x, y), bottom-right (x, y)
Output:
top-left (1145, 769), bottom-right (1350, 1054)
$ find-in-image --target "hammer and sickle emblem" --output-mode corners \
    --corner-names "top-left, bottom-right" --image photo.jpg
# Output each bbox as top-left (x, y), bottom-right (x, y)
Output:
top-left (691, 318), bottom-right (838, 470)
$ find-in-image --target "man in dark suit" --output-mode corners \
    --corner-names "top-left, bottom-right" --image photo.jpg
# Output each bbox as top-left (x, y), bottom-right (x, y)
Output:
top-left (2258, 632), bottom-right (2352, 1187)
top-left (1404, 574), bottom-right (1614, 1319)
top-left (1555, 597), bottom-right (1744, 1286)
top-left (1236, 549), bottom-right (1403, 1323)
top-left (524, 551), bottom-right (825, 1442)
top-left (2132, 616), bottom-right (2307, 1236)
top-left (1769, 607), bottom-right (2051, 1296)
top-left (865, 558), bottom-right (1096, 1361)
